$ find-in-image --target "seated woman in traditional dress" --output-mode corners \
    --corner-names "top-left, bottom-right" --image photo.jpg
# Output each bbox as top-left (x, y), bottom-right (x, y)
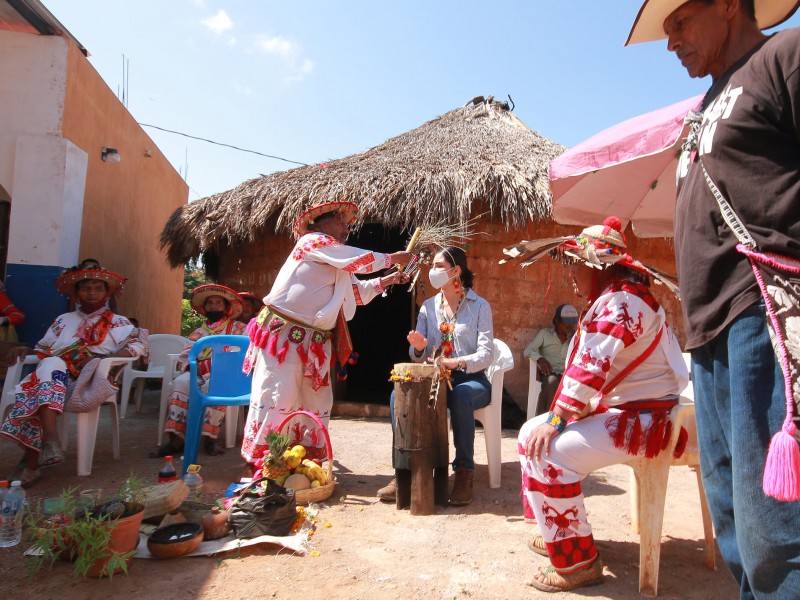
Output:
top-left (150, 284), bottom-right (246, 458)
top-left (377, 246), bottom-right (494, 506)
top-left (509, 217), bottom-right (688, 592)
top-left (1, 268), bottom-right (146, 487)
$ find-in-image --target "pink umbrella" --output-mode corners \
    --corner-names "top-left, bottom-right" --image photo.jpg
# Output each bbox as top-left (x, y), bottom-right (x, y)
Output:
top-left (549, 95), bottom-right (703, 238)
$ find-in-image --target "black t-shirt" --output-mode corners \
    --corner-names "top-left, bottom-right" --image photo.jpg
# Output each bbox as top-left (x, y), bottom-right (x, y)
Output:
top-left (675, 28), bottom-right (800, 349)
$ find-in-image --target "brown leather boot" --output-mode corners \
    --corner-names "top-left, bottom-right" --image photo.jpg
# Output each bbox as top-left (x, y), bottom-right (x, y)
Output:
top-left (376, 478), bottom-right (397, 502)
top-left (449, 470), bottom-right (473, 506)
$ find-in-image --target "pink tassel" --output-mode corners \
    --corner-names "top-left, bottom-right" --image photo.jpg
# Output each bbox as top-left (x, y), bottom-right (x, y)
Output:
top-left (762, 423), bottom-right (800, 502)
top-left (311, 341), bottom-right (326, 364)
top-left (246, 318), bottom-right (257, 337)
top-left (297, 343), bottom-right (308, 365)
top-left (277, 340), bottom-right (289, 364)
top-left (267, 332), bottom-right (278, 357)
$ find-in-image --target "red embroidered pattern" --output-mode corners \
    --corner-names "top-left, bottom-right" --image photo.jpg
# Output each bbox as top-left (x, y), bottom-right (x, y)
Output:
top-left (343, 252), bottom-right (375, 273)
top-left (352, 283), bottom-right (364, 306)
top-left (291, 233), bottom-right (339, 261)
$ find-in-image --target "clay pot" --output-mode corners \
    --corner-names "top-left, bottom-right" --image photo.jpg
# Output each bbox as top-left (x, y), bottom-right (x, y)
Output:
top-left (87, 510), bottom-right (145, 578)
top-left (199, 506), bottom-right (231, 541)
top-left (147, 522), bottom-right (204, 558)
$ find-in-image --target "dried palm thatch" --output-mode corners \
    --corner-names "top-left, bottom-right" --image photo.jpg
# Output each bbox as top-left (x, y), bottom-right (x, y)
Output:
top-left (160, 96), bottom-right (566, 267)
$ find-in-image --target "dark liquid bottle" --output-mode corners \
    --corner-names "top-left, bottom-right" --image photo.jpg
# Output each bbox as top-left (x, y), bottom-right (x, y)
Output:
top-left (158, 456), bottom-right (177, 483)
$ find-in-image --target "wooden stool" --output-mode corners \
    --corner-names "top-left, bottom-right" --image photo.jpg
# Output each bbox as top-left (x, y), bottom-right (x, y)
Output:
top-left (392, 363), bottom-right (449, 515)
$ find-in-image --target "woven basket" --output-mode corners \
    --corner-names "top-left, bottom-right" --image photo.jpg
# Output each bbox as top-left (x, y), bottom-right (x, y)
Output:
top-left (276, 410), bottom-right (336, 505)
top-left (142, 480), bottom-right (189, 520)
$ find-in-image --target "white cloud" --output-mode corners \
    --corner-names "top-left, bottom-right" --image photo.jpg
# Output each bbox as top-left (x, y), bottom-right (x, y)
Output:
top-left (254, 35), bottom-right (314, 83)
top-left (254, 34), bottom-right (297, 58)
top-left (202, 10), bottom-right (233, 35)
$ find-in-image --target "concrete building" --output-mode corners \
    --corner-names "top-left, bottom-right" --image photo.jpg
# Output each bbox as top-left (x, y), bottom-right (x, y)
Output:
top-left (0, 0), bottom-right (186, 344)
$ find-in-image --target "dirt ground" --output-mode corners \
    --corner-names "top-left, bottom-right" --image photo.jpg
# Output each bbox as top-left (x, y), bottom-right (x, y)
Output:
top-left (0, 389), bottom-right (739, 600)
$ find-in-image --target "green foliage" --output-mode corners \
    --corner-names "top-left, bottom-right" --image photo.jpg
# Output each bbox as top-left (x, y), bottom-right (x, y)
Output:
top-left (181, 299), bottom-right (204, 337)
top-left (26, 474), bottom-right (145, 580)
top-left (184, 259), bottom-right (208, 300)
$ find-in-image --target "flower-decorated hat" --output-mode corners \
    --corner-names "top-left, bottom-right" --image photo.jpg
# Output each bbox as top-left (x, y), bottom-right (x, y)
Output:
top-left (292, 200), bottom-right (358, 239)
top-left (56, 268), bottom-right (126, 301)
top-left (500, 216), bottom-right (679, 296)
top-left (191, 283), bottom-right (244, 320)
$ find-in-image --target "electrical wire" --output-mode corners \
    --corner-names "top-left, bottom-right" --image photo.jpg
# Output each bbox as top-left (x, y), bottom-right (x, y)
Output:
top-left (138, 123), bottom-right (308, 166)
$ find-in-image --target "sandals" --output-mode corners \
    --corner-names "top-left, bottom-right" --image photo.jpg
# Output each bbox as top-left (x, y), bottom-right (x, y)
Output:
top-left (204, 439), bottom-right (225, 456)
top-left (529, 559), bottom-right (604, 593)
top-left (21, 467), bottom-right (43, 488)
top-left (39, 441), bottom-right (65, 468)
top-left (149, 440), bottom-right (184, 458)
top-left (528, 534), bottom-right (548, 556)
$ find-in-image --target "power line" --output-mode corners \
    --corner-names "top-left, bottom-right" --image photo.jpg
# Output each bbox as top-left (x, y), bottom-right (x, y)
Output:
top-left (138, 123), bottom-right (309, 166)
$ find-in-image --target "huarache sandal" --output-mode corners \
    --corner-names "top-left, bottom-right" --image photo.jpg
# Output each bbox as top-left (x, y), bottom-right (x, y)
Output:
top-left (38, 441), bottom-right (65, 467)
top-left (528, 559), bottom-right (604, 593)
top-left (21, 467), bottom-right (43, 488)
top-left (528, 534), bottom-right (548, 556)
top-left (204, 439), bottom-right (225, 456)
top-left (149, 440), bottom-right (184, 458)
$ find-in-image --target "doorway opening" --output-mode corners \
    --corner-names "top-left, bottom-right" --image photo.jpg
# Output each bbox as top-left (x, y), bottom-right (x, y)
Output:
top-left (344, 223), bottom-right (414, 404)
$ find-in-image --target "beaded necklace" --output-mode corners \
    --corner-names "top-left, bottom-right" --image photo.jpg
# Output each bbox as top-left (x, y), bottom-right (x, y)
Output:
top-left (438, 291), bottom-right (464, 357)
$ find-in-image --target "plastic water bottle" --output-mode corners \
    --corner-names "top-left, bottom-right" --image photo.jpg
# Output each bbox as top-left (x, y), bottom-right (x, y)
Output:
top-left (158, 456), bottom-right (177, 483)
top-left (183, 464), bottom-right (204, 501)
top-left (0, 480), bottom-right (25, 547)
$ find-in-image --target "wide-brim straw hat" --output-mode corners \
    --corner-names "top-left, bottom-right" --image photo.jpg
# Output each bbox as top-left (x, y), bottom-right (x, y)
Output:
top-left (626, 0), bottom-right (800, 45)
top-left (191, 283), bottom-right (244, 320)
top-left (56, 268), bottom-right (126, 300)
top-left (292, 200), bottom-right (358, 238)
top-left (501, 216), bottom-right (680, 296)
top-left (238, 291), bottom-right (264, 306)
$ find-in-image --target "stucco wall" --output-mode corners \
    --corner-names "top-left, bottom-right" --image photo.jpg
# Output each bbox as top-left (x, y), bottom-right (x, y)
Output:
top-left (60, 42), bottom-right (187, 334)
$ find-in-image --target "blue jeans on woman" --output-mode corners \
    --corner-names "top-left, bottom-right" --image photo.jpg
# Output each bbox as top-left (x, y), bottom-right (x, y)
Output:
top-left (390, 370), bottom-right (491, 472)
top-left (692, 303), bottom-right (800, 600)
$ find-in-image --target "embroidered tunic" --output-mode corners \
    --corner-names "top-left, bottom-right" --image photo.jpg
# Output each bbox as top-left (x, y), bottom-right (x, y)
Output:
top-left (0, 309), bottom-right (144, 451)
top-left (242, 232), bottom-right (390, 463)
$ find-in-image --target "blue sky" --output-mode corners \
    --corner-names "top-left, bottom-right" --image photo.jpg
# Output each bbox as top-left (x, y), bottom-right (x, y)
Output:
top-left (44, 1), bottom-right (800, 202)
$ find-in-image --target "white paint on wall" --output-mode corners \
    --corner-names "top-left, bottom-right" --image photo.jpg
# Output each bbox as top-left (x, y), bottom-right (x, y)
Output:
top-left (7, 134), bottom-right (86, 267)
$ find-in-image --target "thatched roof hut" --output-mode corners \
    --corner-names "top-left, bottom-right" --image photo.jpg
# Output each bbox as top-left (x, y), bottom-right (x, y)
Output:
top-left (160, 96), bottom-right (565, 267)
top-left (159, 97), bottom-right (680, 412)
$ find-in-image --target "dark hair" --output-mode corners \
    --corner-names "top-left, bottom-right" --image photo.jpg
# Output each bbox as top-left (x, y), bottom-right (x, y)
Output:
top-left (308, 211), bottom-right (339, 229)
top-left (439, 246), bottom-right (474, 289)
top-left (78, 258), bottom-right (103, 270)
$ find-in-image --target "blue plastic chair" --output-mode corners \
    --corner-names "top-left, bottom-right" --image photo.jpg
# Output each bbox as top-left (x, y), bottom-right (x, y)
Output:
top-left (183, 334), bottom-right (252, 474)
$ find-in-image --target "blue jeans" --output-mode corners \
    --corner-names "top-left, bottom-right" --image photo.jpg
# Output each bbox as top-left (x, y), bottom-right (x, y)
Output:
top-left (390, 371), bottom-right (491, 472)
top-left (692, 304), bottom-right (800, 600)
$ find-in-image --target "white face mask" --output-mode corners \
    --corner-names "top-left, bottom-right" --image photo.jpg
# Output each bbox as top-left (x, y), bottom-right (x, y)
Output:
top-left (428, 267), bottom-right (453, 289)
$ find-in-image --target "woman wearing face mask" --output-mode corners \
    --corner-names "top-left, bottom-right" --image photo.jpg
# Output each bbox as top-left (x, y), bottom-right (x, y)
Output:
top-left (150, 284), bottom-right (246, 458)
top-left (377, 246), bottom-right (494, 506)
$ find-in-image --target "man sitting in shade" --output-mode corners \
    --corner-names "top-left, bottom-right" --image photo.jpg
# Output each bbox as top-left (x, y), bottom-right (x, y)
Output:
top-left (523, 304), bottom-right (578, 416)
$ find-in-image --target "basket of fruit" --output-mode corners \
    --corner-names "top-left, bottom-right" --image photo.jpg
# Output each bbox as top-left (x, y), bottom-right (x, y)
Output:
top-left (261, 410), bottom-right (335, 505)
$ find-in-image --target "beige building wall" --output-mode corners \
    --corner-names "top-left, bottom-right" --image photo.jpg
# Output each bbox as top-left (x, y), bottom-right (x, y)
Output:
top-left (61, 43), bottom-right (187, 334)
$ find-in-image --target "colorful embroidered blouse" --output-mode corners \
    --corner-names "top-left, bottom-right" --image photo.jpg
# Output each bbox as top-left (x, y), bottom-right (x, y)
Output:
top-left (265, 232), bottom-right (391, 331)
top-left (555, 279), bottom-right (688, 415)
top-left (409, 288), bottom-right (494, 374)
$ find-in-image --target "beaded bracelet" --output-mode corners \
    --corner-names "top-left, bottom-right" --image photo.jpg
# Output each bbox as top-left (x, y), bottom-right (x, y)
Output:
top-left (545, 411), bottom-right (566, 434)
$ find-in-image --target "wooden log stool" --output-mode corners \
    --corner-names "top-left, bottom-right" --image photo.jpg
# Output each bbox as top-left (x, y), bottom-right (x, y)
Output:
top-left (392, 362), bottom-right (449, 515)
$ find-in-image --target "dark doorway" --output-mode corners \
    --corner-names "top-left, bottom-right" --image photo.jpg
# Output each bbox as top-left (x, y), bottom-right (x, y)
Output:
top-left (344, 224), bottom-right (414, 404)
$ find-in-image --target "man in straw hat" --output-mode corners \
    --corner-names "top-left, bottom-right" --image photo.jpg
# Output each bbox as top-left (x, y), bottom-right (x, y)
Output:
top-left (241, 200), bottom-right (410, 468)
top-left (237, 290), bottom-right (265, 324)
top-left (503, 216), bottom-right (688, 592)
top-left (150, 283), bottom-right (246, 458)
top-left (0, 267), bottom-right (146, 487)
top-left (627, 2), bottom-right (800, 596)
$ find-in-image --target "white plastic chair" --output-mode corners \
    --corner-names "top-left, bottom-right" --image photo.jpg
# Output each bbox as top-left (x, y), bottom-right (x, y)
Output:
top-left (156, 352), bottom-right (183, 443)
top-left (526, 357), bottom-right (543, 420)
top-left (626, 396), bottom-right (715, 596)
top-left (1, 354), bottom-right (135, 475)
top-left (119, 334), bottom-right (189, 418)
top-left (473, 338), bottom-right (514, 489)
